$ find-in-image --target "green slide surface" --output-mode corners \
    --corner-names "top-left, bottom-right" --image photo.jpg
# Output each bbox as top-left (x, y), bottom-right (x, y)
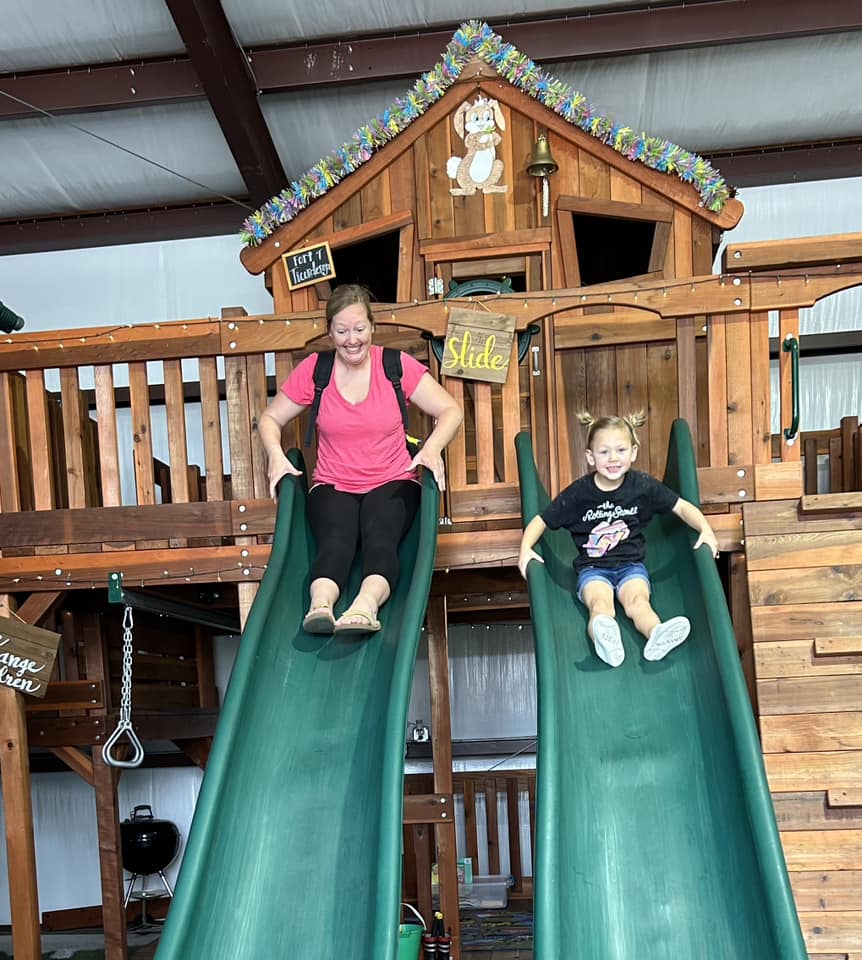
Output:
top-left (516, 421), bottom-right (806, 960)
top-left (155, 457), bottom-right (439, 960)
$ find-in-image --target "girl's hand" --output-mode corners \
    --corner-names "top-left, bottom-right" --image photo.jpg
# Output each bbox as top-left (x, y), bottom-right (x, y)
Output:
top-left (268, 452), bottom-right (302, 501)
top-left (518, 548), bottom-right (543, 580)
top-left (409, 448), bottom-right (446, 491)
top-left (694, 529), bottom-right (720, 559)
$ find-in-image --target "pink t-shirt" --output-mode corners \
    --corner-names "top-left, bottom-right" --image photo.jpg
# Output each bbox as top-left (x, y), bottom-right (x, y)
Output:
top-left (282, 345), bottom-right (428, 493)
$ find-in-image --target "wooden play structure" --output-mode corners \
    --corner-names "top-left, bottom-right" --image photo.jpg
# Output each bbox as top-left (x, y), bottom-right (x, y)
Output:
top-left (1, 24), bottom-right (861, 960)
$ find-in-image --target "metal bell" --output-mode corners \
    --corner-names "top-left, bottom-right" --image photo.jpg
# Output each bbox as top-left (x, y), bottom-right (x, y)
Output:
top-left (526, 135), bottom-right (558, 177)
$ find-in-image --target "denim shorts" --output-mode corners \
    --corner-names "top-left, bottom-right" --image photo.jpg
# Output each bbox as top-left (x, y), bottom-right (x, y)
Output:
top-left (576, 561), bottom-right (650, 602)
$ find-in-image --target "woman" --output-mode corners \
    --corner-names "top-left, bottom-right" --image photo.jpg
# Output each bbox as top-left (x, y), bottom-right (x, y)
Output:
top-left (259, 284), bottom-right (463, 636)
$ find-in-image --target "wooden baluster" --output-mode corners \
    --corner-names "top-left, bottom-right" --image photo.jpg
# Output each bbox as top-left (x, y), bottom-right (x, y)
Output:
top-left (94, 365), bottom-right (122, 507)
top-left (25, 370), bottom-right (53, 510)
top-left (164, 359), bottom-right (191, 505)
top-left (199, 357), bottom-right (225, 502)
top-left (60, 367), bottom-right (88, 508)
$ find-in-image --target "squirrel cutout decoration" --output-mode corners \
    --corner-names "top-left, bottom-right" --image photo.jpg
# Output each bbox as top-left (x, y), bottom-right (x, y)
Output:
top-left (446, 96), bottom-right (508, 196)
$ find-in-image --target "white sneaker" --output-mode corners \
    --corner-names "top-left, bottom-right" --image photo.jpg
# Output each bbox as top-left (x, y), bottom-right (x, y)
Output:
top-left (644, 616), bottom-right (691, 661)
top-left (591, 614), bottom-right (625, 667)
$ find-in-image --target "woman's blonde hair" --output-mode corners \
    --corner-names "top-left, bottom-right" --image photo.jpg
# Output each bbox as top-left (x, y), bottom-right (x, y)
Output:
top-left (577, 410), bottom-right (647, 448)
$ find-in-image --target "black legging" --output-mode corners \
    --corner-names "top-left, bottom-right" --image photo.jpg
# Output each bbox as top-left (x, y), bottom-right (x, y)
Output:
top-left (306, 480), bottom-right (421, 594)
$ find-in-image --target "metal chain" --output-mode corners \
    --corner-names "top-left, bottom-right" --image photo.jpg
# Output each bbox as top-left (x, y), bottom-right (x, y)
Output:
top-left (118, 605), bottom-right (134, 724)
top-left (102, 604), bottom-right (144, 768)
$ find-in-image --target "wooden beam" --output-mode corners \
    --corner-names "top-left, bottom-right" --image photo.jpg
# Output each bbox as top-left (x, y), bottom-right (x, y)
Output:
top-left (723, 231), bottom-right (862, 272)
top-left (49, 746), bottom-right (95, 785)
top-left (92, 750), bottom-right (127, 960)
top-left (164, 0), bottom-right (285, 206)
top-left (425, 596), bottom-right (461, 955)
top-left (0, 621), bottom-right (40, 960)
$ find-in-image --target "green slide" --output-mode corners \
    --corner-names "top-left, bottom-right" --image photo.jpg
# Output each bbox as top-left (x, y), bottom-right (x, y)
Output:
top-left (155, 456), bottom-right (439, 960)
top-left (516, 421), bottom-right (806, 959)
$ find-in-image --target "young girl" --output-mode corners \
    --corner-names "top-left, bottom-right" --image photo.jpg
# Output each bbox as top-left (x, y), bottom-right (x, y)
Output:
top-left (518, 411), bottom-right (719, 666)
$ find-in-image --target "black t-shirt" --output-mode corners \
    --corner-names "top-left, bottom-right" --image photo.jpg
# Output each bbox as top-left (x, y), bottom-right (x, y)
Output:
top-left (540, 470), bottom-right (680, 570)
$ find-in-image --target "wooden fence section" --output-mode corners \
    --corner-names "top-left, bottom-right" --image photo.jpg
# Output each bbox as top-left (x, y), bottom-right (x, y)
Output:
top-left (744, 496), bottom-right (862, 959)
top-left (403, 770), bottom-right (535, 913)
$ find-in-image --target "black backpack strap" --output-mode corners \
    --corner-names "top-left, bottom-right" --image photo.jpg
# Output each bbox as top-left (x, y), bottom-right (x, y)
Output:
top-left (303, 350), bottom-right (335, 447)
top-left (382, 347), bottom-right (409, 430)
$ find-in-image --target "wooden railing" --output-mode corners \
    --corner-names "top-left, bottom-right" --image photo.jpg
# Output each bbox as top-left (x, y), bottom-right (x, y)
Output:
top-left (403, 769), bottom-right (536, 914)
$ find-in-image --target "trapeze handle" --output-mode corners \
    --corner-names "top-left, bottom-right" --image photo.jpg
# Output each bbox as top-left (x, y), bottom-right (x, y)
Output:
top-left (102, 719), bottom-right (145, 769)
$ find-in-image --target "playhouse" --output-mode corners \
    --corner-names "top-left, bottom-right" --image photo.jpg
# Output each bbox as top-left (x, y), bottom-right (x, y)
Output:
top-left (1, 19), bottom-right (861, 960)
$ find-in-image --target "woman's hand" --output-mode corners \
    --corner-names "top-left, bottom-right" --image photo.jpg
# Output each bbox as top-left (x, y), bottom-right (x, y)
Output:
top-left (409, 447), bottom-right (446, 491)
top-left (268, 450), bottom-right (302, 501)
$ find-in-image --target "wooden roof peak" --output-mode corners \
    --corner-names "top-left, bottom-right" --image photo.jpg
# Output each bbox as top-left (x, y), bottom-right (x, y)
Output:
top-left (239, 20), bottom-right (741, 275)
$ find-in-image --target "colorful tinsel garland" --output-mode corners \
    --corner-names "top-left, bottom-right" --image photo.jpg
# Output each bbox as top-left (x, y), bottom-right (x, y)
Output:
top-left (240, 20), bottom-right (731, 247)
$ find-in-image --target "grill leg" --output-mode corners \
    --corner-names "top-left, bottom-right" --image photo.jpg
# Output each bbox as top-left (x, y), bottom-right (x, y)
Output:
top-left (124, 874), bottom-right (139, 909)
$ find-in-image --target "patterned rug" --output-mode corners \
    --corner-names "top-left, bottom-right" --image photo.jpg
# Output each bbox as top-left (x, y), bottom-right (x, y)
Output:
top-left (459, 908), bottom-right (533, 947)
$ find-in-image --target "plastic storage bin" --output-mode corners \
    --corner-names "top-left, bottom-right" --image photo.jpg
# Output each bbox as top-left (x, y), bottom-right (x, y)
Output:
top-left (461, 875), bottom-right (510, 909)
top-left (432, 874), bottom-right (510, 909)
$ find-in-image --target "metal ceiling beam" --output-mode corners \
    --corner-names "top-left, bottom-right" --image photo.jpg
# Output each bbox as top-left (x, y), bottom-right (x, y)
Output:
top-left (706, 139), bottom-right (862, 188)
top-left (2, 1), bottom-right (860, 120)
top-left (162, 0), bottom-right (285, 207)
top-left (0, 201), bottom-right (244, 256)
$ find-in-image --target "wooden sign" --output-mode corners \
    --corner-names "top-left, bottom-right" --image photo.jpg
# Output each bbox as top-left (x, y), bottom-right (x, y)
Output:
top-left (0, 618), bottom-right (61, 699)
top-left (441, 307), bottom-right (516, 384)
top-left (281, 241), bottom-right (336, 291)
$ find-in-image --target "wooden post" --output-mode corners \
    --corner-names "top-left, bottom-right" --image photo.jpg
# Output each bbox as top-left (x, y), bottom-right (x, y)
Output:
top-left (426, 596), bottom-right (462, 958)
top-left (778, 308), bottom-right (801, 463)
top-left (0, 600), bottom-right (41, 960)
top-left (92, 749), bottom-right (127, 960)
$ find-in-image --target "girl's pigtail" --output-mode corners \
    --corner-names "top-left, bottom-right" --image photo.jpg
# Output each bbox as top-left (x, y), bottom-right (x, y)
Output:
top-left (623, 409), bottom-right (647, 445)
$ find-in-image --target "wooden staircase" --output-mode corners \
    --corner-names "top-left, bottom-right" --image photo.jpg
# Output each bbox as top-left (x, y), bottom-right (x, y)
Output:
top-left (744, 492), bottom-right (862, 960)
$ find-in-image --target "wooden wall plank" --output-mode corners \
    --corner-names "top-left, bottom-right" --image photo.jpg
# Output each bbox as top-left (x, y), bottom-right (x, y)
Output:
top-left (707, 314), bottom-right (729, 466)
top-left (672, 208), bottom-right (693, 278)
top-left (774, 791), bottom-right (862, 831)
top-left (792, 870), bottom-right (862, 912)
top-left (725, 312), bottom-right (754, 466)
top-left (584, 344), bottom-right (616, 420)
top-left (615, 343), bottom-right (650, 474)
top-left (756, 639), bottom-right (862, 680)
top-left (548, 137), bottom-right (578, 286)
top-left (745, 499), bottom-right (862, 536)
top-left (427, 115), bottom-right (455, 240)
top-left (758, 675), bottom-right (862, 715)
top-left (798, 910), bottom-right (862, 952)
top-left (578, 148), bottom-right (610, 202)
top-left (762, 713), bottom-right (862, 753)
top-left (509, 109), bottom-right (537, 231)
top-left (747, 530), bottom-right (862, 571)
top-left (780, 828), bottom-right (862, 869)
top-left (676, 317), bottom-right (699, 450)
top-left (554, 347), bottom-right (586, 490)
top-left (645, 341), bottom-right (677, 481)
top-left (752, 601), bottom-right (862, 642)
top-left (609, 167), bottom-right (642, 205)
top-left (750, 310), bottom-right (772, 464)
top-left (748, 565), bottom-right (862, 605)
top-left (753, 461), bottom-right (803, 500)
